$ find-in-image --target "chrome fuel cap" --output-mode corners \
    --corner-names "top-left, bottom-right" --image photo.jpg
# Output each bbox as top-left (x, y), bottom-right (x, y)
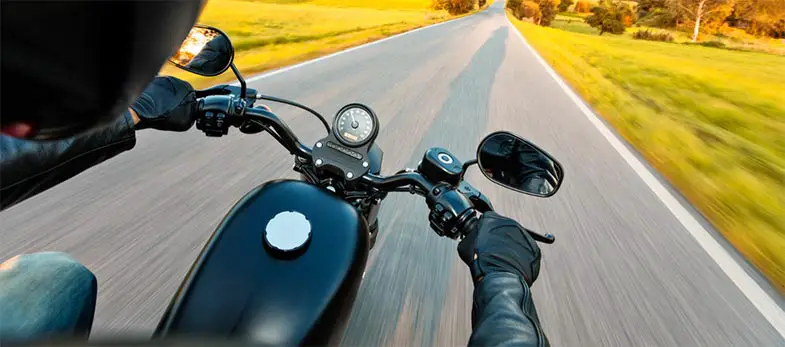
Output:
top-left (264, 211), bottom-right (311, 254)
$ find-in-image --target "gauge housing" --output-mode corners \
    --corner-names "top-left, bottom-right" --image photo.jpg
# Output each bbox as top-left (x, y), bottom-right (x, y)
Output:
top-left (332, 104), bottom-right (379, 148)
top-left (311, 103), bottom-right (380, 182)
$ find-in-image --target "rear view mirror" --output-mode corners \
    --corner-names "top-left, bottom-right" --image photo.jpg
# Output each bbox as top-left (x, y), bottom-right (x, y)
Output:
top-left (169, 25), bottom-right (234, 76)
top-left (477, 131), bottom-right (564, 197)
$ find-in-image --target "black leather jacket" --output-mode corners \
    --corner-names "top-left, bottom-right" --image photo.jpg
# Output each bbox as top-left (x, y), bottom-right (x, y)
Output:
top-left (0, 112), bottom-right (136, 210)
top-left (0, 115), bottom-right (547, 346)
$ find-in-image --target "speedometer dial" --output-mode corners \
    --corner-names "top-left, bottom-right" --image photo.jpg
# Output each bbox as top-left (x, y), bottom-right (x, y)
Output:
top-left (334, 105), bottom-right (376, 146)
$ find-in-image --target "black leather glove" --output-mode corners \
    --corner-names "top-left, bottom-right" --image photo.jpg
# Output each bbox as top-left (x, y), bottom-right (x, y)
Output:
top-left (458, 211), bottom-right (542, 286)
top-left (131, 76), bottom-right (197, 131)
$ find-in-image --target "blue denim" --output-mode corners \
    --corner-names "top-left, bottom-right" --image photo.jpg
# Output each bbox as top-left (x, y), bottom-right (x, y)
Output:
top-left (0, 252), bottom-right (97, 343)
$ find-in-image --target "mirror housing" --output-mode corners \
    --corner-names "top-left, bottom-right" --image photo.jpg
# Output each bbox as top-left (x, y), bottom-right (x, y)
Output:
top-left (476, 131), bottom-right (564, 197)
top-left (169, 25), bottom-right (234, 76)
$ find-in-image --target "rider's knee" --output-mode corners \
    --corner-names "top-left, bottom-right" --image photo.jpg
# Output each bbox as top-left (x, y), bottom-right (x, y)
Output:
top-left (0, 252), bottom-right (97, 341)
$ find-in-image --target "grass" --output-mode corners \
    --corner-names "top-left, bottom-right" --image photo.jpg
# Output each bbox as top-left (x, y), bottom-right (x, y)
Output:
top-left (508, 12), bottom-right (785, 293)
top-left (162, 0), bottom-right (489, 88)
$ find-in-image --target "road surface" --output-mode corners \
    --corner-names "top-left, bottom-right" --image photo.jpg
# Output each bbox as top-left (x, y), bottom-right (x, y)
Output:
top-left (1, 1), bottom-right (782, 346)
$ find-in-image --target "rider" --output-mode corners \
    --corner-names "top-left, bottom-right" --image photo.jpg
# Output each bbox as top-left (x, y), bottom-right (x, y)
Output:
top-left (184, 33), bottom-right (233, 73)
top-left (0, 2), bottom-right (549, 346)
top-left (481, 136), bottom-right (558, 195)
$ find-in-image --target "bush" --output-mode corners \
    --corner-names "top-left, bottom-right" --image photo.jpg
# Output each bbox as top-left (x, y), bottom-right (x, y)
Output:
top-left (632, 29), bottom-right (674, 42)
top-left (432, 0), bottom-right (475, 14)
top-left (507, 0), bottom-right (523, 12)
top-left (585, 1), bottom-right (626, 35)
top-left (519, 1), bottom-right (542, 22)
top-left (696, 40), bottom-right (726, 48)
top-left (636, 7), bottom-right (678, 28)
top-left (479, 0), bottom-right (486, 7)
top-left (539, 0), bottom-right (560, 26)
top-left (558, 0), bottom-right (573, 12)
top-left (574, 1), bottom-right (593, 13)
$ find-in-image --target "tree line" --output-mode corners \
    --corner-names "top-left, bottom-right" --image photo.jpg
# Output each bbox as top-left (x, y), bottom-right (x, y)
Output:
top-left (507, 0), bottom-right (785, 40)
top-left (432, 0), bottom-right (487, 15)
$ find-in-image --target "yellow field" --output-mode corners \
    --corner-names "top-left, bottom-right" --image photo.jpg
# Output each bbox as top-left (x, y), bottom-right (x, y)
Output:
top-left (508, 12), bottom-right (785, 292)
top-left (162, 0), bottom-right (486, 87)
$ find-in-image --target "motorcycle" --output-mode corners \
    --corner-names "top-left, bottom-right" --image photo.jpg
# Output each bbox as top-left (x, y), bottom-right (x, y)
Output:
top-left (151, 25), bottom-right (565, 345)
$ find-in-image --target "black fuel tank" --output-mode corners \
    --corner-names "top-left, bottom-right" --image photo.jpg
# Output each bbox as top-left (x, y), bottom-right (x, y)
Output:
top-left (155, 180), bottom-right (369, 345)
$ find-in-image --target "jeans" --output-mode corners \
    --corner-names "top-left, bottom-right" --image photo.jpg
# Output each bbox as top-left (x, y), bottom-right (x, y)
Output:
top-left (0, 252), bottom-right (97, 343)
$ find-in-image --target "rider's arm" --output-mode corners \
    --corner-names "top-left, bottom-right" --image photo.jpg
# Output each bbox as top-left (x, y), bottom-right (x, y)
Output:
top-left (470, 273), bottom-right (548, 347)
top-left (0, 111), bottom-right (138, 211)
top-left (0, 76), bottom-right (196, 211)
top-left (459, 212), bottom-right (550, 347)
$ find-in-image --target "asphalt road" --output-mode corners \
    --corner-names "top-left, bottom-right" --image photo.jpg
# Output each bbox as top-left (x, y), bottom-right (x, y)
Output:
top-left (2, 1), bottom-right (783, 346)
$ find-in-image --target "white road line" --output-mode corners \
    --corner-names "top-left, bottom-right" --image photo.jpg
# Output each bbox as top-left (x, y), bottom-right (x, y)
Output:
top-left (503, 15), bottom-right (785, 339)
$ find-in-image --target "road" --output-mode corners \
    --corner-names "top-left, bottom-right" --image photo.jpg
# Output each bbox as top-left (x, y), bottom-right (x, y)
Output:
top-left (1, 1), bottom-right (783, 346)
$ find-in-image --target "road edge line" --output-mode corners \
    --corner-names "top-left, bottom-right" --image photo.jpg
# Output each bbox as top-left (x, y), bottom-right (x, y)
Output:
top-left (504, 15), bottom-right (785, 338)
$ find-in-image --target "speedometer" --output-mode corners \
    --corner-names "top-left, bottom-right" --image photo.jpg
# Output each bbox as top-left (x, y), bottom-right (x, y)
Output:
top-left (334, 104), bottom-right (377, 146)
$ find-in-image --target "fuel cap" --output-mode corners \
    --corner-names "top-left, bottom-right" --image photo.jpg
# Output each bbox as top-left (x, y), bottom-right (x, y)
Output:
top-left (264, 211), bottom-right (311, 255)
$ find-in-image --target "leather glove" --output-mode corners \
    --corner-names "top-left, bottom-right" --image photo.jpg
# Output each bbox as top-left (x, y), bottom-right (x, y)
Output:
top-left (458, 211), bottom-right (542, 286)
top-left (130, 76), bottom-right (197, 131)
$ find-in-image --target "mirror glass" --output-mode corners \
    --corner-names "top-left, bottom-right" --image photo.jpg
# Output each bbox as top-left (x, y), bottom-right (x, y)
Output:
top-left (477, 132), bottom-right (564, 197)
top-left (169, 26), bottom-right (234, 76)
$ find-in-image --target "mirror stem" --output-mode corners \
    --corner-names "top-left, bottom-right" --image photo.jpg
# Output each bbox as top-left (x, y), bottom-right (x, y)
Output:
top-left (231, 63), bottom-right (246, 100)
top-left (458, 159), bottom-right (478, 183)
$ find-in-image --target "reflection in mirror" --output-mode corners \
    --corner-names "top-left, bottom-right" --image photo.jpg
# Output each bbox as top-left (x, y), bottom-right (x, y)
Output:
top-left (477, 132), bottom-right (564, 197)
top-left (169, 26), bottom-right (234, 76)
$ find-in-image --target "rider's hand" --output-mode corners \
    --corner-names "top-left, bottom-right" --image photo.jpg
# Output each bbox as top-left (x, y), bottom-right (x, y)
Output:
top-left (458, 211), bottom-right (542, 286)
top-left (130, 76), bottom-right (197, 131)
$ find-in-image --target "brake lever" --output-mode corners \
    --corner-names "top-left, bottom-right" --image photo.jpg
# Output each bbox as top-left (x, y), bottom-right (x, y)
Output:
top-left (524, 227), bottom-right (555, 244)
top-left (195, 85), bottom-right (258, 105)
top-left (456, 182), bottom-right (554, 244)
top-left (457, 181), bottom-right (493, 212)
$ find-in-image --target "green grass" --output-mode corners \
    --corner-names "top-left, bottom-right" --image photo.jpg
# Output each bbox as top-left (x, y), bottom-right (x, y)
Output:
top-left (508, 12), bottom-right (785, 293)
top-left (163, 0), bottom-right (489, 88)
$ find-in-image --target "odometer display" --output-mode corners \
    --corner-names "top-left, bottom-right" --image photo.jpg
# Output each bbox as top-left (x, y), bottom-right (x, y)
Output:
top-left (335, 106), bottom-right (375, 146)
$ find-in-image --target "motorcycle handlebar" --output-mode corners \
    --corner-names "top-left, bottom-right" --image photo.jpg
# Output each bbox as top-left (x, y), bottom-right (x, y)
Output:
top-left (243, 107), bottom-right (312, 159)
top-left (360, 172), bottom-right (434, 195)
top-left (196, 94), bottom-right (555, 244)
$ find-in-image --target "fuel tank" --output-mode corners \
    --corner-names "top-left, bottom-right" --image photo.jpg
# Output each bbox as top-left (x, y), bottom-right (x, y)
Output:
top-left (154, 180), bottom-right (369, 345)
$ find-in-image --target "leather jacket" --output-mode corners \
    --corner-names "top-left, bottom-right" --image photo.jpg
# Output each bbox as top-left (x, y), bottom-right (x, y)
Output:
top-left (0, 113), bottom-right (547, 346)
top-left (470, 272), bottom-right (549, 346)
top-left (0, 112), bottom-right (136, 211)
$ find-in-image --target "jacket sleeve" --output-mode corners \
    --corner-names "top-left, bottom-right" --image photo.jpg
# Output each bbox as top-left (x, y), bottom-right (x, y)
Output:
top-left (468, 272), bottom-right (550, 347)
top-left (0, 111), bottom-right (136, 211)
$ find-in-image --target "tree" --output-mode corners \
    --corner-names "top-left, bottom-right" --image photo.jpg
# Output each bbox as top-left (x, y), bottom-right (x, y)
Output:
top-left (668, 0), bottom-right (733, 41)
top-left (730, 0), bottom-right (785, 37)
top-left (637, 0), bottom-right (668, 17)
top-left (432, 0), bottom-right (475, 14)
top-left (520, 1), bottom-right (543, 22)
top-left (575, 1), bottom-right (594, 12)
top-left (539, 0), bottom-right (562, 25)
top-left (479, 0), bottom-right (487, 7)
top-left (507, 0), bottom-right (524, 13)
top-left (559, 0), bottom-right (574, 12)
top-left (586, 0), bottom-right (630, 34)
top-left (636, 0), bottom-right (680, 27)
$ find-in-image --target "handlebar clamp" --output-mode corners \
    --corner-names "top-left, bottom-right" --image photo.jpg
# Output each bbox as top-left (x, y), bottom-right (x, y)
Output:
top-left (196, 95), bottom-right (245, 137)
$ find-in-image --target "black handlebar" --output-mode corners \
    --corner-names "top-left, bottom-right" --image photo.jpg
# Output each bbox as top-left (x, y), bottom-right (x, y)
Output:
top-left (194, 93), bottom-right (555, 244)
top-left (243, 107), bottom-right (313, 159)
